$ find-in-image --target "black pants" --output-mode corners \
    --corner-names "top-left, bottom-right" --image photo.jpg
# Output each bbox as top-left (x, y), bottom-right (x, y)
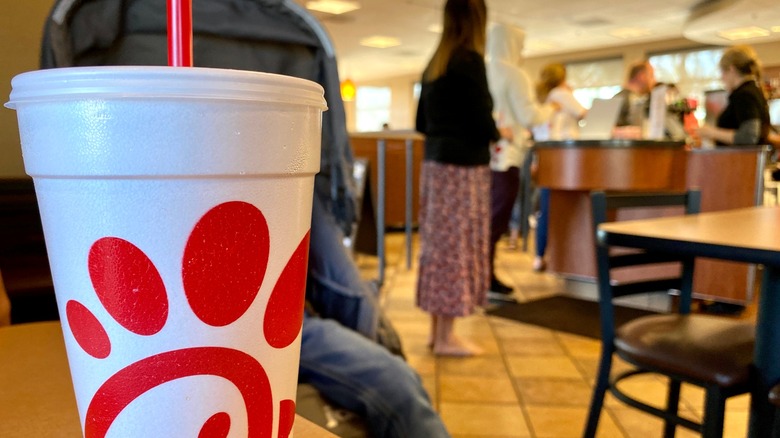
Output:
top-left (489, 166), bottom-right (520, 278)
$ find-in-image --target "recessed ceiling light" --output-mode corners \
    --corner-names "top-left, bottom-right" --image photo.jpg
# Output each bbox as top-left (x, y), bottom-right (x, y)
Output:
top-left (718, 26), bottom-right (770, 41)
top-left (609, 27), bottom-right (652, 39)
top-left (526, 41), bottom-right (557, 51)
top-left (305, 0), bottom-right (360, 15)
top-left (360, 36), bottom-right (401, 49)
top-left (572, 17), bottom-right (612, 27)
top-left (427, 23), bottom-right (443, 34)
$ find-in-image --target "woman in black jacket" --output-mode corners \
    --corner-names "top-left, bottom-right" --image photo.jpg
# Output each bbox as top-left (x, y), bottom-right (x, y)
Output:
top-left (415, 0), bottom-right (503, 356)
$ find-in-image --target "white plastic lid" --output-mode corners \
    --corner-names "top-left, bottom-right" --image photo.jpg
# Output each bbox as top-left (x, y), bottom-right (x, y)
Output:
top-left (6, 66), bottom-right (327, 110)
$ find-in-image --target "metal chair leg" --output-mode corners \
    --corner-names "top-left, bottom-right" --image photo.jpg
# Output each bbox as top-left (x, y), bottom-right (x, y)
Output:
top-left (663, 379), bottom-right (681, 438)
top-left (702, 386), bottom-right (726, 438)
top-left (584, 350), bottom-right (613, 438)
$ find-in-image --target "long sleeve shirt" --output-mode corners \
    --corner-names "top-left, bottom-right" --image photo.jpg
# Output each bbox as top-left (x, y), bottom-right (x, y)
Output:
top-left (416, 48), bottom-right (500, 166)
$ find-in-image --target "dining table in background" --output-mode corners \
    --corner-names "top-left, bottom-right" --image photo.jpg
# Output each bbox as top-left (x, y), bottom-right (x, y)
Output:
top-left (598, 205), bottom-right (780, 437)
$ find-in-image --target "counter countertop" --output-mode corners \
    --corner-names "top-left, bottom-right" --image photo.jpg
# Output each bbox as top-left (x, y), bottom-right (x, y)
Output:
top-left (534, 139), bottom-right (686, 148)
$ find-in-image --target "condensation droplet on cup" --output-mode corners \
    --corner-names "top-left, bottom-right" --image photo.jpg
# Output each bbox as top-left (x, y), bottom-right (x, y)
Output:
top-left (284, 144), bottom-right (309, 174)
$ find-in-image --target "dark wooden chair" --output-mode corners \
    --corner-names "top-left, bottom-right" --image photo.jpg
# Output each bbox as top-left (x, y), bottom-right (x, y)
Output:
top-left (771, 384), bottom-right (780, 407)
top-left (768, 384), bottom-right (780, 436)
top-left (0, 178), bottom-right (58, 324)
top-left (584, 191), bottom-right (755, 438)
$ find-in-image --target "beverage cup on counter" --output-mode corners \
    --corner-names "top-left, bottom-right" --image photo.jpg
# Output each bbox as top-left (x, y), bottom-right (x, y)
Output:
top-left (611, 125), bottom-right (643, 140)
top-left (700, 137), bottom-right (716, 149)
top-left (6, 66), bottom-right (325, 437)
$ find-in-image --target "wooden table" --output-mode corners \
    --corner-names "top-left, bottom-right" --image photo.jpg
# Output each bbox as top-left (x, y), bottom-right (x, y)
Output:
top-left (0, 321), bottom-right (337, 437)
top-left (598, 206), bottom-right (780, 437)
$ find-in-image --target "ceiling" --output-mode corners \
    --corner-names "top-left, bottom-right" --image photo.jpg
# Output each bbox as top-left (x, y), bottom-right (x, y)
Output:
top-left (294, 0), bottom-right (780, 82)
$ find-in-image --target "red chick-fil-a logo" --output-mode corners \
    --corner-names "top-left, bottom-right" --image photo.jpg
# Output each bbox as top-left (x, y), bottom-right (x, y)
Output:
top-left (64, 201), bottom-right (310, 438)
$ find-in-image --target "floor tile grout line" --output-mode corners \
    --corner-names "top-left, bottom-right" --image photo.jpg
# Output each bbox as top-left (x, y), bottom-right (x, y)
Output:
top-left (384, 235), bottom-right (445, 414)
top-left (488, 314), bottom-right (539, 438)
top-left (368, 232), bottom-right (755, 436)
top-left (556, 329), bottom-right (631, 438)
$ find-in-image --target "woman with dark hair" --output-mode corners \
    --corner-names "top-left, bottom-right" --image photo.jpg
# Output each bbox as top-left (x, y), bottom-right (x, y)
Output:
top-left (697, 44), bottom-right (771, 146)
top-left (415, 0), bottom-right (501, 356)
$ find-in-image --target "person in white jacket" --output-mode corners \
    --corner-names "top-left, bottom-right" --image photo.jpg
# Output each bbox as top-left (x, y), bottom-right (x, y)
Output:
top-left (485, 23), bottom-right (556, 298)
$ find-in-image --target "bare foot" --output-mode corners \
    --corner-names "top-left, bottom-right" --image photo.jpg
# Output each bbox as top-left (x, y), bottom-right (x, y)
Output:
top-left (507, 229), bottom-right (519, 250)
top-left (427, 316), bottom-right (437, 350)
top-left (433, 337), bottom-right (483, 357)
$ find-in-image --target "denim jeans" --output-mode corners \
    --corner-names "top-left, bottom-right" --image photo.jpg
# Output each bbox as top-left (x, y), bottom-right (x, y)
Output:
top-left (535, 188), bottom-right (550, 258)
top-left (306, 194), bottom-right (379, 340)
top-left (301, 194), bottom-right (450, 438)
top-left (489, 166), bottom-right (521, 276)
top-left (299, 316), bottom-right (450, 438)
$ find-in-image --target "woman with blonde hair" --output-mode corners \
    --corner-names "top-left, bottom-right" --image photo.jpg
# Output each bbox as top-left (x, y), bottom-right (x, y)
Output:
top-left (534, 62), bottom-right (587, 141)
top-left (697, 44), bottom-right (771, 146)
top-left (531, 62), bottom-right (586, 272)
top-left (415, 0), bottom-right (501, 356)
top-left (536, 63), bottom-right (566, 102)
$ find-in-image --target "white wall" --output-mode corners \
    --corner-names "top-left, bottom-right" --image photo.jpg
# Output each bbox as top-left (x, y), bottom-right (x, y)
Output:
top-left (0, 0), bottom-right (53, 178)
top-left (524, 37), bottom-right (780, 88)
top-left (352, 38), bottom-right (780, 133)
top-left (346, 74), bottom-right (420, 132)
top-left (366, 74), bottom-right (420, 131)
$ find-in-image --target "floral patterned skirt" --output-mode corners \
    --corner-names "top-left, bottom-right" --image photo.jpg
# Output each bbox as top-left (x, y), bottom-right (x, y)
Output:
top-left (416, 161), bottom-right (490, 317)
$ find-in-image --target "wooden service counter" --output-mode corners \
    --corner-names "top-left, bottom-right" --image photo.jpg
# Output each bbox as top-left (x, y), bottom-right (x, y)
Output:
top-left (535, 140), bottom-right (765, 304)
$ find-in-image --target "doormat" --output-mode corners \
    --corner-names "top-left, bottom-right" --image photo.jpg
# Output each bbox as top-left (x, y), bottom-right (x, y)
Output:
top-left (486, 295), bottom-right (657, 339)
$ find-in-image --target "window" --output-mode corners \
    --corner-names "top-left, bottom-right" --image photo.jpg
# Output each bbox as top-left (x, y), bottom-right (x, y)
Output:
top-left (355, 86), bottom-right (391, 132)
top-left (566, 58), bottom-right (624, 108)
top-left (649, 48), bottom-right (724, 122)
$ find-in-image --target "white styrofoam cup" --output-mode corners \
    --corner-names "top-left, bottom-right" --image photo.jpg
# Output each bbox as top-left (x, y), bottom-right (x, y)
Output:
top-left (7, 66), bottom-right (326, 438)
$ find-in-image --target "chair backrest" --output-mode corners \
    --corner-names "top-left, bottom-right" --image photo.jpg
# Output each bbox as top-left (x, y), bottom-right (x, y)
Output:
top-left (590, 190), bottom-right (701, 342)
top-left (0, 270), bottom-right (10, 326)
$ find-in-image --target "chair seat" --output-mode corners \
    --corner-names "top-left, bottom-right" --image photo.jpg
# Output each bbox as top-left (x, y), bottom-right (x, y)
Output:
top-left (770, 384), bottom-right (780, 407)
top-left (616, 314), bottom-right (754, 387)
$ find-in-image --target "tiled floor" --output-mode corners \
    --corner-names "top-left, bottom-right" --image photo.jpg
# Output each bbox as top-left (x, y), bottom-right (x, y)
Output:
top-left (358, 232), bottom-right (756, 438)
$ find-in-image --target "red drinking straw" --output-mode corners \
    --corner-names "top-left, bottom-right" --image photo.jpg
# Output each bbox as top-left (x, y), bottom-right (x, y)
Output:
top-left (167, 0), bottom-right (193, 67)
